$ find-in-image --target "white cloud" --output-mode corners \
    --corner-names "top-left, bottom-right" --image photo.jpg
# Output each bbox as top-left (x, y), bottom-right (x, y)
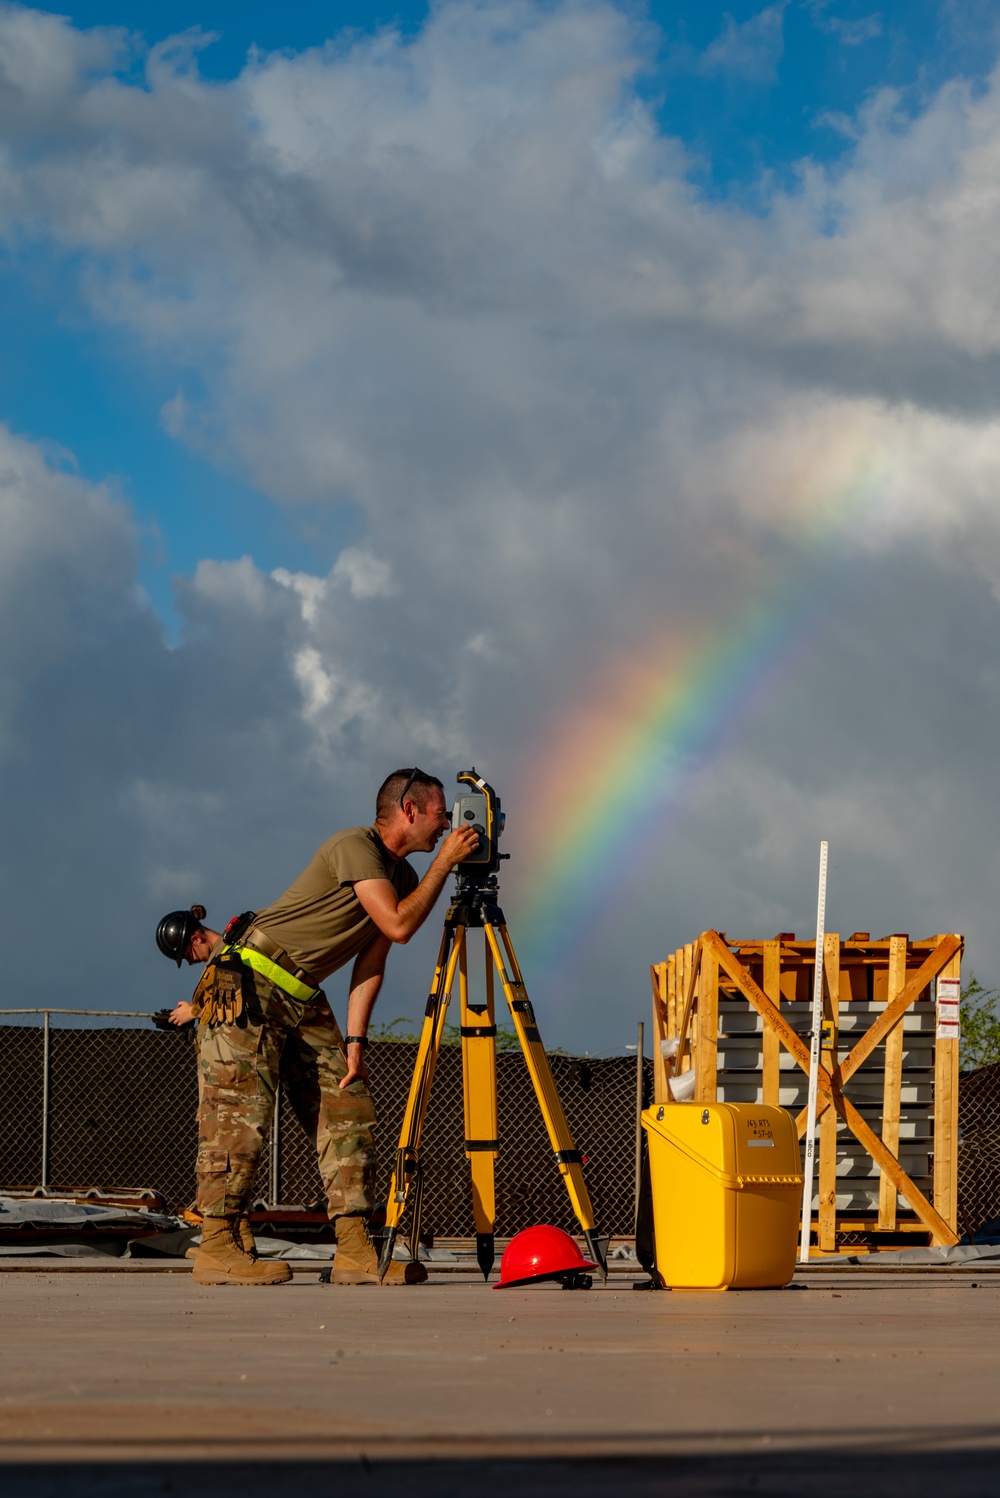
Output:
top-left (292, 645), bottom-right (335, 718)
top-left (331, 547), bottom-right (396, 599)
top-left (0, 419), bottom-right (470, 1017)
top-left (700, 6), bottom-right (786, 82)
top-left (807, 3), bottom-right (882, 47)
top-left (272, 567), bottom-right (327, 623)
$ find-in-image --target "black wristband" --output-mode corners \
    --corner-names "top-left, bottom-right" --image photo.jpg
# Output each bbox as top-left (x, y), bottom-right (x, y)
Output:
top-left (344, 1034), bottom-right (369, 1048)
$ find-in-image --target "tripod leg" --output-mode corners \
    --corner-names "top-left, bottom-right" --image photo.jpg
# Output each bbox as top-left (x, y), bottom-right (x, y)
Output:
top-left (378, 920), bottom-right (461, 1280)
top-left (461, 935), bottom-right (498, 1279)
top-left (485, 919), bottom-right (608, 1280)
top-left (405, 927), bottom-right (462, 1264)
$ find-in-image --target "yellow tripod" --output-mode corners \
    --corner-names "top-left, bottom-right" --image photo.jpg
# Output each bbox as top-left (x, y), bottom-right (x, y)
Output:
top-left (377, 872), bottom-right (608, 1282)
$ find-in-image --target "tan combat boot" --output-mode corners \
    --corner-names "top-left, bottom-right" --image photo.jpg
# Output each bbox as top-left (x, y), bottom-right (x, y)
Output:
top-left (328, 1214), bottom-right (427, 1286)
top-left (186, 1215), bottom-right (254, 1260)
top-left (192, 1217), bottom-right (291, 1286)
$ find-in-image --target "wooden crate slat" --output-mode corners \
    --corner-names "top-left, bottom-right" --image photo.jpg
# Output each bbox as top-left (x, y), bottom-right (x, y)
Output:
top-left (933, 939), bottom-right (962, 1232)
top-left (695, 948), bottom-right (719, 1104)
top-left (878, 936), bottom-right (908, 1230)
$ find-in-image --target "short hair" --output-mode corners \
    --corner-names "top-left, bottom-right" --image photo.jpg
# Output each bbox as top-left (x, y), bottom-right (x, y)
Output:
top-left (376, 768), bottom-right (445, 822)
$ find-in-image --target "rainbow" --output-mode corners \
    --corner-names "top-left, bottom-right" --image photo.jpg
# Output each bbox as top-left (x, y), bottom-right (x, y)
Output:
top-left (505, 420), bottom-right (890, 998)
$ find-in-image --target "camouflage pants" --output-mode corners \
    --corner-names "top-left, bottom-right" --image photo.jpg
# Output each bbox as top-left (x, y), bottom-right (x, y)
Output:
top-left (195, 966), bottom-right (376, 1220)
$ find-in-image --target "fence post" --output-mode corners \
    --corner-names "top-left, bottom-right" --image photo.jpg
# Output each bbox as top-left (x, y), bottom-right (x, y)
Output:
top-left (634, 1020), bottom-right (644, 1232)
top-left (41, 1010), bottom-right (51, 1189)
top-left (270, 1080), bottom-right (281, 1207)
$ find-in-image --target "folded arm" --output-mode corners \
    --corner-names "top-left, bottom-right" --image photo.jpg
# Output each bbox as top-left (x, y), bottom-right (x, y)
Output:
top-left (353, 826), bottom-right (479, 944)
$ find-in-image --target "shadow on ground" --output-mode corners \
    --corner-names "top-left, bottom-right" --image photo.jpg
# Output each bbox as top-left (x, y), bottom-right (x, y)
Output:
top-left (4, 1447), bottom-right (1000, 1497)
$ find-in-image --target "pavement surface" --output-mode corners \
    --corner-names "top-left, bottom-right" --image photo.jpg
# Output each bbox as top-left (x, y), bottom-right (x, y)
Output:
top-left (2, 1265), bottom-right (999, 1495)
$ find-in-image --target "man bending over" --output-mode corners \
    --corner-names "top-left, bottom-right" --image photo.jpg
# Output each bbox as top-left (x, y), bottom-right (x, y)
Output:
top-left (192, 768), bottom-right (478, 1287)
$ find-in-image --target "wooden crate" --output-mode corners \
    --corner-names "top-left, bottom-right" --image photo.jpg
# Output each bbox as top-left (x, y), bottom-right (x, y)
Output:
top-left (650, 931), bottom-right (963, 1250)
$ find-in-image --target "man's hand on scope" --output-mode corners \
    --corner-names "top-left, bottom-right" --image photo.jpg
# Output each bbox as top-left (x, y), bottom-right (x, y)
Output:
top-left (435, 823), bottom-right (481, 867)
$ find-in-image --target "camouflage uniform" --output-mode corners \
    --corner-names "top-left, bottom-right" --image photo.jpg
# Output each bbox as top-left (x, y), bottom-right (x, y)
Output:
top-left (195, 964), bottom-right (376, 1220)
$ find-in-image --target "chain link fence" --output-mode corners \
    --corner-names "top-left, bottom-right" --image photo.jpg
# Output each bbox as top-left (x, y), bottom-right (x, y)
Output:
top-left (0, 1016), bottom-right (651, 1236)
top-left (957, 1062), bottom-right (1000, 1239)
top-left (8, 1015), bottom-right (998, 1240)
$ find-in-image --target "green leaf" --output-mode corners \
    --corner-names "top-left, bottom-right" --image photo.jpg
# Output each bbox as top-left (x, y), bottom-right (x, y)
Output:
top-left (959, 975), bottom-right (1000, 1070)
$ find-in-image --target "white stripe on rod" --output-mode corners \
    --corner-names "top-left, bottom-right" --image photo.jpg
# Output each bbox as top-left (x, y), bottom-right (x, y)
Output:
top-left (799, 841), bottom-right (829, 1263)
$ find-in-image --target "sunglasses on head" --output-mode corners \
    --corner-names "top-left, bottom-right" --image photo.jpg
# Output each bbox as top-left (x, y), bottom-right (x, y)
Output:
top-left (399, 767), bottom-right (429, 810)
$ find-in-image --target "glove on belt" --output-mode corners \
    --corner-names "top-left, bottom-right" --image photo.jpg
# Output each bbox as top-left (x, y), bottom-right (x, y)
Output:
top-left (193, 949), bottom-right (254, 1026)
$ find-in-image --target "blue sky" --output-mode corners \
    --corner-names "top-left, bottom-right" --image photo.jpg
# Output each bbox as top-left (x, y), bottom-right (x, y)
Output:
top-left (4, 0), bottom-right (1000, 1042)
top-left (5, 0), bottom-right (998, 630)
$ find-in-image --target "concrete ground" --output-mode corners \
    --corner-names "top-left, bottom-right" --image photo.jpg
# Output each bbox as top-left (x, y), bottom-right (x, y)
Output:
top-left (2, 1264), bottom-right (999, 1496)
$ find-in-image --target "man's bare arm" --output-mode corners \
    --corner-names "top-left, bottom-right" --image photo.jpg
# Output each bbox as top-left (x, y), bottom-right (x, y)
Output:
top-left (339, 933), bottom-right (392, 1088)
top-left (354, 825), bottom-right (479, 943)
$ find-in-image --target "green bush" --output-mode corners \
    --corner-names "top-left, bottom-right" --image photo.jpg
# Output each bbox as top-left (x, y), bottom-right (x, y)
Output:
top-left (368, 1015), bottom-right (524, 1051)
top-left (960, 976), bottom-right (1000, 1071)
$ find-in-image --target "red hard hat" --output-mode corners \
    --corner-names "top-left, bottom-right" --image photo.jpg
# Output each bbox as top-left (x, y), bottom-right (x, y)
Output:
top-left (494, 1225), bottom-right (597, 1288)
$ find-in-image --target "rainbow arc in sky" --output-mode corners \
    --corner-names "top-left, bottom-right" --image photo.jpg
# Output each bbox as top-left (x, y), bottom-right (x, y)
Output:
top-left (506, 422), bottom-right (889, 991)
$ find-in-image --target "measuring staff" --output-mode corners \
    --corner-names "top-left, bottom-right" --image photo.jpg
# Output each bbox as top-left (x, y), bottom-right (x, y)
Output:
top-left (190, 769), bottom-right (479, 1288)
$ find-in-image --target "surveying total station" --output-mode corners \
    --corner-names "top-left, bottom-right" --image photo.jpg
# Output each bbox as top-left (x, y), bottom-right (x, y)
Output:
top-left (377, 770), bottom-right (608, 1283)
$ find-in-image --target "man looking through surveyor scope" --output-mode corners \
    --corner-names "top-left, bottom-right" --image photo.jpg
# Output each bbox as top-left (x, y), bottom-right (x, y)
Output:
top-left (191, 769), bottom-right (480, 1288)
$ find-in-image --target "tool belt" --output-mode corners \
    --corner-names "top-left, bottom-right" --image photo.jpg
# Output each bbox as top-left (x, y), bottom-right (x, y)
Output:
top-left (234, 925), bottom-right (321, 1006)
top-left (196, 914), bottom-right (320, 1026)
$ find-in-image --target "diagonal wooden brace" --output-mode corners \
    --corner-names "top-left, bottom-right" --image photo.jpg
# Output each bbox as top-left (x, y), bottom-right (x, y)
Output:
top-left (702, 930), bottom-right (816, 1076)
top-left (809, 933), bottom-right (962, 1127)
top-left (701, 930), bottom-right (958, 1248)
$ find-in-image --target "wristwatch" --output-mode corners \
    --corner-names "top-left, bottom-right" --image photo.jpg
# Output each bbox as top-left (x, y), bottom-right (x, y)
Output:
top-left (344, 1034), bottom-right (369, 1048)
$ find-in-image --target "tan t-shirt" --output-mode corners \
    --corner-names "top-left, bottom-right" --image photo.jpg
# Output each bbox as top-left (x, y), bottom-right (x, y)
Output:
top-left (254, 826), bottom-right (418, 983)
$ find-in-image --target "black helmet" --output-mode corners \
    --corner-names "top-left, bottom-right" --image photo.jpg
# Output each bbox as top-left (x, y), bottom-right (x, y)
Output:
top-left (156, 905), bottom-right (206, 967)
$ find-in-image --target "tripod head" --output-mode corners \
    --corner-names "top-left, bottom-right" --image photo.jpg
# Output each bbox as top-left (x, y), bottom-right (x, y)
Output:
top-left (451, 769), bottom-right (507, 890)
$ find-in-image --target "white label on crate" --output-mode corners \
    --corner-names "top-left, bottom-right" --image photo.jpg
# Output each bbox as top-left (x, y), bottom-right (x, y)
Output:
top-left (937, 977), bottom-right (960, 1038)
top-left (747, 1139), bottom-right (774, 1147)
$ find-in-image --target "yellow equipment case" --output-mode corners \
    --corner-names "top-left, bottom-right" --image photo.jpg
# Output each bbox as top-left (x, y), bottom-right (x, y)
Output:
top-left (641, 1101), bottom-right (803, 1290)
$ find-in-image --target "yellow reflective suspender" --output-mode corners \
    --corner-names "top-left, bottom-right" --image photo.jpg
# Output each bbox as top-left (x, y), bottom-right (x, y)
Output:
top-left (236, 945), bottom-right (319, 1005)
